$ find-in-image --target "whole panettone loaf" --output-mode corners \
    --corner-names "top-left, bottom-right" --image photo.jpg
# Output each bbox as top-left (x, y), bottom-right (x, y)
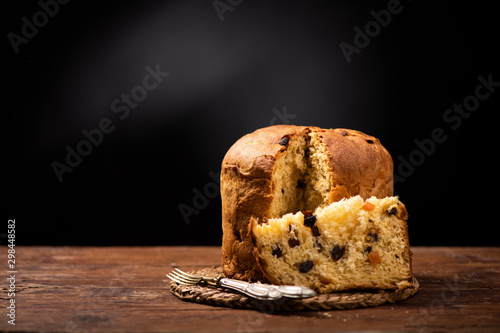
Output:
top-left (221, 125), bottom-right (395, 283)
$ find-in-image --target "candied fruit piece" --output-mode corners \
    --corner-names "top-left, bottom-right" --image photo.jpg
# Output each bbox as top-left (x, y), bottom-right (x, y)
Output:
top-left (362, 202), bottom-right (375, 211)
top-left (368, 251), bottom-right (382, 265)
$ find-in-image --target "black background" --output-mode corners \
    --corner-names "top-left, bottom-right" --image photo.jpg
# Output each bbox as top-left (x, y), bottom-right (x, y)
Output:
top-left (5, 0), bottom-right (499, 246)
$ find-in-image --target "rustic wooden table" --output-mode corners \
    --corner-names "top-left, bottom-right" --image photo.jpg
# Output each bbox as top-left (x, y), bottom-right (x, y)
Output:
top-left (1, 246), bottom-right (499, 332)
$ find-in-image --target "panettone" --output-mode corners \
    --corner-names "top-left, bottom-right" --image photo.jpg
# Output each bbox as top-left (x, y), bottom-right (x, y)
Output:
top-left (251, 195), bottom-right (412, 292)
top-left (220, 125), bottom-right (410, 291)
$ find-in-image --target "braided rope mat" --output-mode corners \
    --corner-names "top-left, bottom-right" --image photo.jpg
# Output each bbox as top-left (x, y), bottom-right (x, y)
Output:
top-left (169, 266), bottom-right (419, 311)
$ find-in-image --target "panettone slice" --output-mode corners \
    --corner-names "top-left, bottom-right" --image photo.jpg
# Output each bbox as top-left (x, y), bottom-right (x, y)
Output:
top-left (251, 195), bottom-right (413, 293)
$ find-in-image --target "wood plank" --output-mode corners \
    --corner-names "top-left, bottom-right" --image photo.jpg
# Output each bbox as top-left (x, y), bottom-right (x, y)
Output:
top-left (0, 246), bottom-right (499, 332)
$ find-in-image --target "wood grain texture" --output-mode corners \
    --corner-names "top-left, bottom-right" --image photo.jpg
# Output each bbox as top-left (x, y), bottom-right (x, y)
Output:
top-left (0, 246), bottom-right (499, 332)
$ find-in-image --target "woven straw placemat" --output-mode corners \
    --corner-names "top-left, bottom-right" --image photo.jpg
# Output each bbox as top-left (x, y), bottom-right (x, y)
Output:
top-left (169, 266), bottom-right (419, 311)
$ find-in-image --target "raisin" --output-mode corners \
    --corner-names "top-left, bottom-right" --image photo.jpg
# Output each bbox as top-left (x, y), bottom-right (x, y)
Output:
top-left (367, 232), bottom-right (379, 242)
top-left (303, 212), bottom-right (316, 227)
top-left (364, 246), bottom-right (372, 254)
top-left (279, 136), bottom-right (290, 147)
top-left (301, 211), bottom-right (320, 236)
top-left (366, 139), bottom-right (374, 144)
top-left (299, 260), bottom-right (314, 273)
top-left (310, 225), bottom-right (320, 237)
top-left (272, 245), bottom-right (282, 258)
top-left (288, 238), bottom-right (300, 248)
top-left (331, 245), bottom-right (346, 261)
top-left (296, 179), bottom-right (306, 188)
top-left (387, 207), bottom-right (398, 215)
top-left (315, 239), bottom-right (323, 251)
top-left (340, 130), bottom-right (349, 136)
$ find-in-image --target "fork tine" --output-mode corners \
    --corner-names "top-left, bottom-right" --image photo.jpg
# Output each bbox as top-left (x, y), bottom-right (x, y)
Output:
top-left (170, 271), bottom-right (199, 284)
top-left (166, 273), bottom-right (181, 283)
top-left (174, 268), bottom-right (201, 279)
top-left (166, 273), bottom-right (193, 285)
top-left (173, 269), bottom-right (202, 283)
top-left (166, 273), bottom-right (183, 282)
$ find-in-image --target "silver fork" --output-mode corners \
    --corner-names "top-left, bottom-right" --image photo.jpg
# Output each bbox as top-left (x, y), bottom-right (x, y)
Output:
top-left (167, 268), bottom-right (316, 301)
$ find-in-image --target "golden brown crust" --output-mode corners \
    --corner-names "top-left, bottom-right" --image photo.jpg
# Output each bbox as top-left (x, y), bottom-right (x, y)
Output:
top-left (221, 125), bottom-right (395, 281)
top-left (221, 125), bottom-right (314, 281)
top-left (319, 128), bottom-right (394, 203)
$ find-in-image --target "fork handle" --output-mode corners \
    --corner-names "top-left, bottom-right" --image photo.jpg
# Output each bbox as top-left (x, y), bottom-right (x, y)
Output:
top-left (217, 278), bottom-right (283, 301)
